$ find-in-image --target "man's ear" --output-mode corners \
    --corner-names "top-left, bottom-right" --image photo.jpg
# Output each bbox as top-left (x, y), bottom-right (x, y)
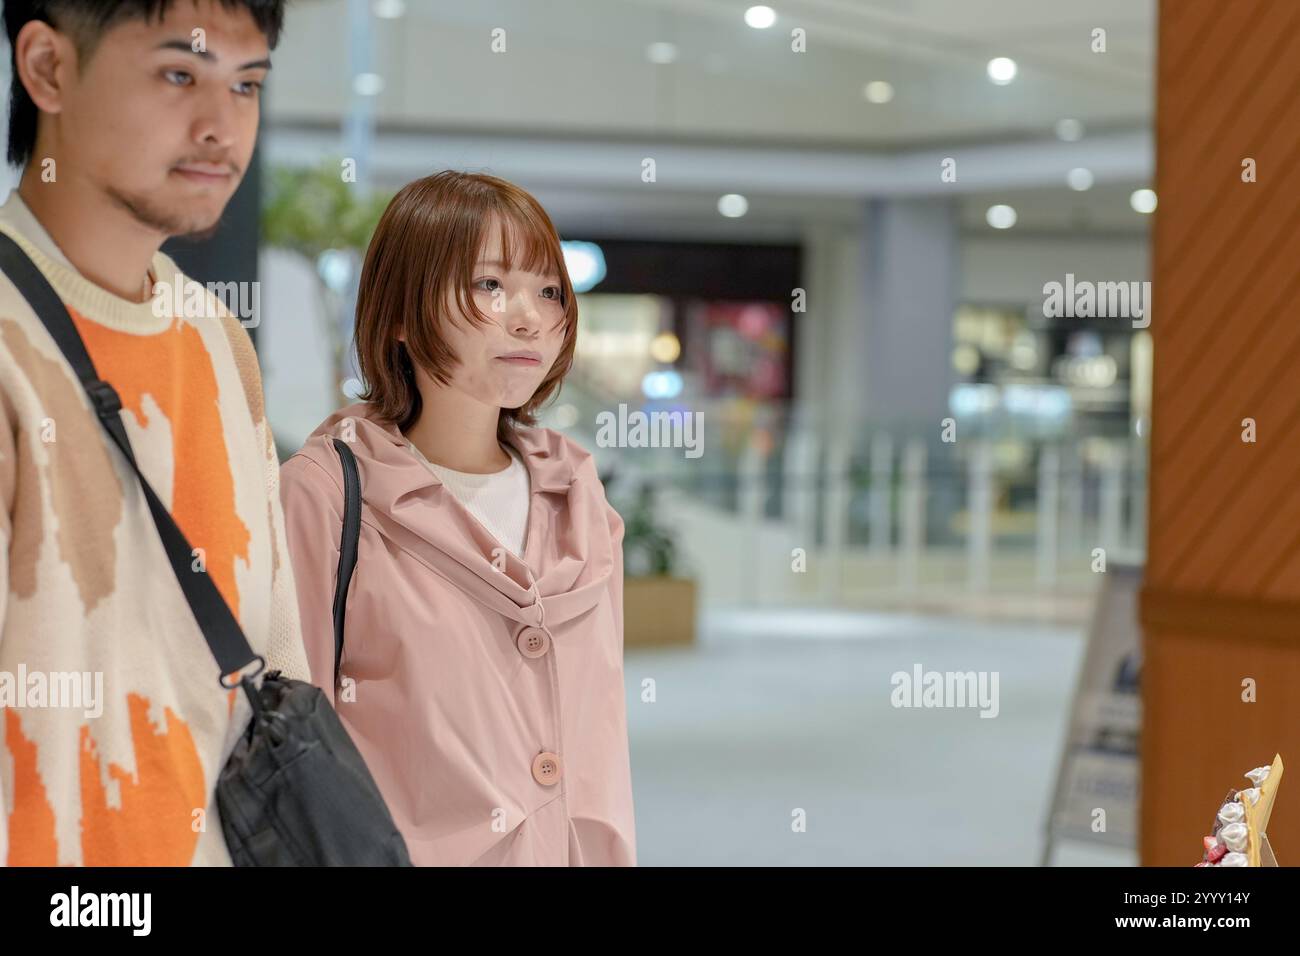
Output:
top-left (15, 20), bottom-right (77, 116)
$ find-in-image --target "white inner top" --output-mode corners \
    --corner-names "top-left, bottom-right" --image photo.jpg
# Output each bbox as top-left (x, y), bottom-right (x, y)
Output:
top-left (409, 442), bottom-right (531, 558)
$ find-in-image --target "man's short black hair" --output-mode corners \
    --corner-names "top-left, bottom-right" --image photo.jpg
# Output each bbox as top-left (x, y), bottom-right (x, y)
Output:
top-left (4, 1), bottom-right (286, 168)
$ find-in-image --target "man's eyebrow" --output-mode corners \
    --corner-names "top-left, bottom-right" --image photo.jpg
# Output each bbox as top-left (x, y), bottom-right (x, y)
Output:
top-left (153, 39), bottom-right (273, 70)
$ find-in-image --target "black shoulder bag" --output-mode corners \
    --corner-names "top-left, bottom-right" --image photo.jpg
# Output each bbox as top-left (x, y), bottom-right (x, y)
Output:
top-left (331, 438), bottom-right (362, 686)
top-left (0, 234), bottom-right (411, 867)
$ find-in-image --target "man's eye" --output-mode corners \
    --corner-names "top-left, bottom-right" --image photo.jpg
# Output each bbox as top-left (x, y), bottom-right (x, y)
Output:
top-left (235, 80), bottom-right (263, 96)
top-left (164, 70), bottom-right (194, 86)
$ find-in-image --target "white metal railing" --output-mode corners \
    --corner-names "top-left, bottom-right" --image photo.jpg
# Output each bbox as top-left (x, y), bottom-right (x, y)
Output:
top-left (542, 383), bottom-right (1147, 609)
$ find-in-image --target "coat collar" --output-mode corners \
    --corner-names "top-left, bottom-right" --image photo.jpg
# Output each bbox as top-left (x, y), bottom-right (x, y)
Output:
top-left (300, 402), bottom-right (610, 629)
top-left (312, 401), bottom-right (579, 501)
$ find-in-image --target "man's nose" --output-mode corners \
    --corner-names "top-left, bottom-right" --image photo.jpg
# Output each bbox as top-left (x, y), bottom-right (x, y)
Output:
top-left (191, 85), bottom-right (238, 152)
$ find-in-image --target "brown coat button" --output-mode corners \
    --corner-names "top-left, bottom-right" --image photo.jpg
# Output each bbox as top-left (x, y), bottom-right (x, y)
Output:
top-left (516, 626), bottom-right (551, 659)
top-left (532, 751), bottom-right (561, 786)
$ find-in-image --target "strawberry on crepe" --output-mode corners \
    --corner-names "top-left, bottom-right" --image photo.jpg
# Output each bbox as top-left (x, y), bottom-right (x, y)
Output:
top-left (1194, 755), bottom-right (1283, 867)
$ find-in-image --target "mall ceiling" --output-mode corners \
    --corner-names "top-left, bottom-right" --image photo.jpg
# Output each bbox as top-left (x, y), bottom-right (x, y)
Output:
top-left (269, 0), bottom-right (1152, 146)
top-left (264, 0), bottom-right (1155, 239)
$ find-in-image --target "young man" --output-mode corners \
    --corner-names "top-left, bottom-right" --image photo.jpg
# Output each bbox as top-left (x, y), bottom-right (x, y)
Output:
top-left (0, 0), bottom-right (308, 866)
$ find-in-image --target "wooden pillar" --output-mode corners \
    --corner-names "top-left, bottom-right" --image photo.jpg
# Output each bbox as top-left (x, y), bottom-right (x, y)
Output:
top-left (1140, 0), bottom-right (1300, 865)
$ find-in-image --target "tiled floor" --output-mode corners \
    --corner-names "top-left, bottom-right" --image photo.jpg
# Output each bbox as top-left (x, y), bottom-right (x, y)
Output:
top-left (624, 607), bottom-right (1138, 866)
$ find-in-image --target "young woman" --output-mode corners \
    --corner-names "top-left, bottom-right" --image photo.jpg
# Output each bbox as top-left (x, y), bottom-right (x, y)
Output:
top-left (273, 171), bottom-right (636, 866)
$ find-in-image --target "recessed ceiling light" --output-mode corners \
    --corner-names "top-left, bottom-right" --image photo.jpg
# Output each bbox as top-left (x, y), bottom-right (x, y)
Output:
top-left (647, 42), bottom-right (678, 64)
top-left (1130, 189), bottom-right (1158, 214)
top-left (863, 81), bottom-right (895, 104)
top-left (986, 204), bottom-right (1017, 229)
top-left (745, 5), bottom-right (776, 29)
top-left (1056, 118), bottom-right (1084, 141)
top-left (718, 194), bottom-right (749, 218)
top-left (1067, 167), bottom-right (1094, 191)
top-left (353, 72), bottom-right (384, 96)
top-left (987, 57), bottom-right (1017, 85)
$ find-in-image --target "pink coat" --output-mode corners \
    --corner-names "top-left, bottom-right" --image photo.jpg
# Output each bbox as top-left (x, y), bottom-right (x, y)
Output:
top-left (277, 401), bottom-right (636, 866)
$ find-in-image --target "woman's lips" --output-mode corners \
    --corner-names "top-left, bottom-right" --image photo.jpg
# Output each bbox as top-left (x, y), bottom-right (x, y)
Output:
top-left (496, 355), bottom-right (542, 366)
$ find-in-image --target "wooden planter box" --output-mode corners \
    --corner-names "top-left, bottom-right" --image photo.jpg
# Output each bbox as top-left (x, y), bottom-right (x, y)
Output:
top-left (623, 576), bottom-right (696, 647)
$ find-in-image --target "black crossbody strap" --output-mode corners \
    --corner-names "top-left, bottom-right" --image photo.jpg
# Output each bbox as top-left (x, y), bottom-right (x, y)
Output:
top-left (331, 438), bottom-right (362, 686)
top-left (0, 231), bottom-right (261, 686)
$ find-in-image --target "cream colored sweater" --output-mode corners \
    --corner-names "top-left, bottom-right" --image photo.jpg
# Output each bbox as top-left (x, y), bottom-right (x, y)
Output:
top-left (0, 190), bottom-right (309, 866)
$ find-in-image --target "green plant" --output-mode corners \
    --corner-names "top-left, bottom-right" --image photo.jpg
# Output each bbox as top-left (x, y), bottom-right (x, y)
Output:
top-left (620, 483), bottom-right (679, 577)
top-left (260, 159), bottom-right (393, 258)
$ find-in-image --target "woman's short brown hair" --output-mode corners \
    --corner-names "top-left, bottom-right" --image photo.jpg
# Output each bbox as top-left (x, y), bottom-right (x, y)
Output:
top-left (354, 170), bottom-right (579, 440)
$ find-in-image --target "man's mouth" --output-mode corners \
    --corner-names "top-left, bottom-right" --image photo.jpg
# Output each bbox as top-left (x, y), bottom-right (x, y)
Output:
top-left (172, 162), bottom-right (235, 184)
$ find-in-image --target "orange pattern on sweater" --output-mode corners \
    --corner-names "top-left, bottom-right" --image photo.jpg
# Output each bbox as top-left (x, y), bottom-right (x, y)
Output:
top-left (78, 693), bottom-right (205, 865)
top-left (69, 307), bottom-right (249, 618)
top-left (5, 698), bottom-right (204, 866)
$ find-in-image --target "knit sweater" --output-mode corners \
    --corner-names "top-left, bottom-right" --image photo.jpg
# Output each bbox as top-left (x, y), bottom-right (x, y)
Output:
top-left (0, 190), bottom-right (309, 866)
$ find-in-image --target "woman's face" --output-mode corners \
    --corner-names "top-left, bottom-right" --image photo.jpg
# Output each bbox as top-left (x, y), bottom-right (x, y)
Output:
top-left (421, 222), bottom-right (568, 411)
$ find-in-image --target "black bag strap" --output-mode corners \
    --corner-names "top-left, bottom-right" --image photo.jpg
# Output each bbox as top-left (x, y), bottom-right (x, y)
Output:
top-left (0, 231), bottom-right (261, 687)
top-left (331, 437), bottom-right (362, 686)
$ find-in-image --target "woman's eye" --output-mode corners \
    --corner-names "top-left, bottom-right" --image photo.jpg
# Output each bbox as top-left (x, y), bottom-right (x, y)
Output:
top-left (164, 70), bottom-right (194, 87)
top-left (541, 286), bottom-right (562, 301)
top-left (475, 278), bottom-right (501, 292)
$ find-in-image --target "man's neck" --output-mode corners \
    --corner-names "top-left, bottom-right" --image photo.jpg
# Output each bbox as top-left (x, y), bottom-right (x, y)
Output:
top-left (17, 171), bottom-right (161, 303)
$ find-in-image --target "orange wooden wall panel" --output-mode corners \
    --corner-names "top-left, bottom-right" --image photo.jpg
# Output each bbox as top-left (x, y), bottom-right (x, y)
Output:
top-left (1141, 0), bottom-right (1300, 865)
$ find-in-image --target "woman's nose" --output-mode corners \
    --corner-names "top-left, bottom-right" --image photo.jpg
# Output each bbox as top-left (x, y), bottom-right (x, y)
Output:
top-left (508, 292), bottom-right (543, 331)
